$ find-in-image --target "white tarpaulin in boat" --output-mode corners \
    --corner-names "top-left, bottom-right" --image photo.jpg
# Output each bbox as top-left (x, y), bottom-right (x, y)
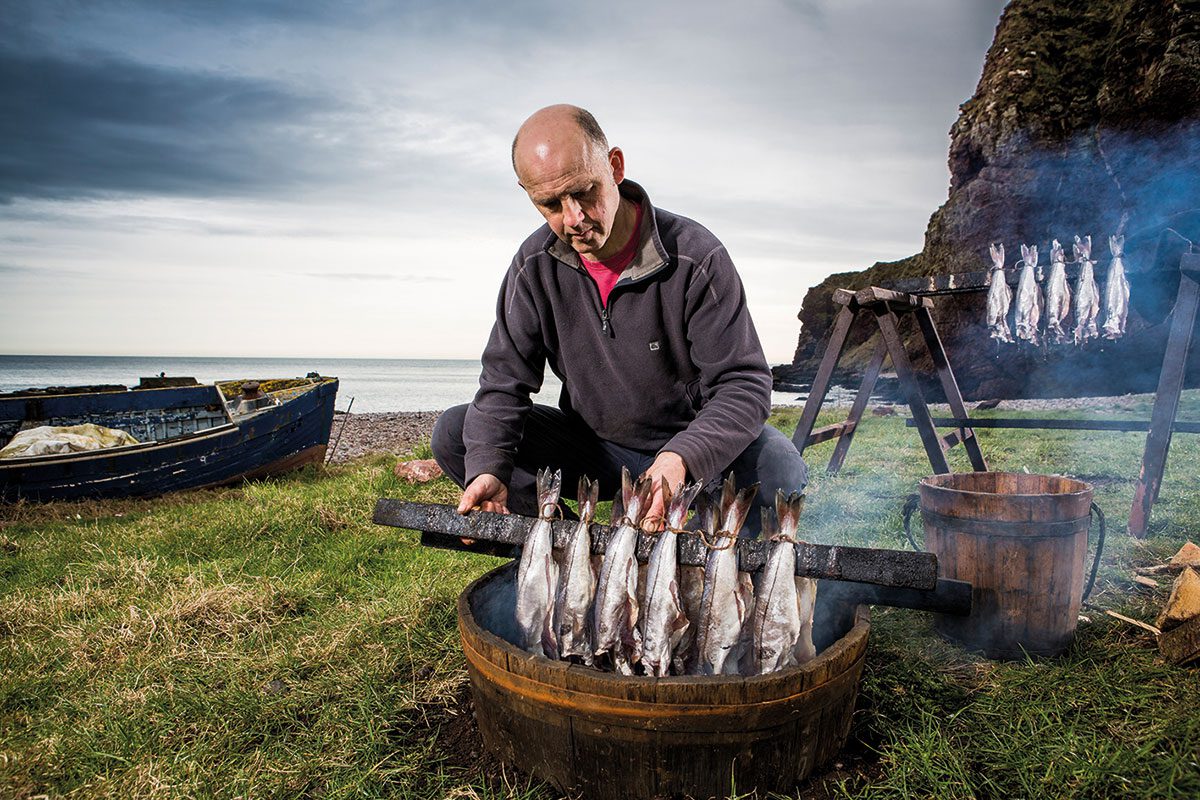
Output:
top-left (0, 424), bottom-right (139, 459)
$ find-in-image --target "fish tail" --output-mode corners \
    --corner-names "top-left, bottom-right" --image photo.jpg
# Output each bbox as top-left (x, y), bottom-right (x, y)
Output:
top-left (536, 468), bottom-right (562, 510)
top-left (667, 480), bottom-right (704, 529)
top-left (777, 491), bottom-right (806, 535)
top-left (762, 505), bottom-right (780, 540)
top-left (619, 465), bottom-right (634, 516)
top-left (722, 481), bottom-right (759, 536)
top-left (694, 489), bottom-right (716, 534)
top-left (577, 475), bottom-right (598, 523)
top-left (719, 473), bottom-right (737, 518)
top-left (629, 474), bottom-right (654, 524)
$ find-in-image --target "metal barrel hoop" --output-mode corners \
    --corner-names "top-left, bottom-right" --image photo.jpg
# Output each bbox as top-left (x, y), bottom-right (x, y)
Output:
top-left (901, 493), bottom-right (922, 551)
top-left (1083, 501), bottom-right (1106, 601)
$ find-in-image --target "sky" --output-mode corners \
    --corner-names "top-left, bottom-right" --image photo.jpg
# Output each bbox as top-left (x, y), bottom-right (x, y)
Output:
top-left (0, 0), bottom-right (1007, 364)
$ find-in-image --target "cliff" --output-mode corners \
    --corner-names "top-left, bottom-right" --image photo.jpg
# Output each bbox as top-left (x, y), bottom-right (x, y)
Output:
top-left (781, 0), bottom-right (1200, 399)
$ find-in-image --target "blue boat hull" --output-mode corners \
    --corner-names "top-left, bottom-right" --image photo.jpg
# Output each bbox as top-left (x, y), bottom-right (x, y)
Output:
top-left (0, 378), bottom-right (338, 502)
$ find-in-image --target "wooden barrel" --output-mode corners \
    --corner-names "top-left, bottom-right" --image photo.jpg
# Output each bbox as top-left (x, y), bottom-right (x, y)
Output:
top-left (917, 472), bottom-right (1098, 659)
top-left (458, 561), bottom-right (869, 800)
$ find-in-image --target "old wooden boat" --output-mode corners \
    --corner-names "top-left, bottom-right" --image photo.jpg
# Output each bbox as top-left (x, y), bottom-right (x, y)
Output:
top-left (0, 375), bottom-right (338, 502)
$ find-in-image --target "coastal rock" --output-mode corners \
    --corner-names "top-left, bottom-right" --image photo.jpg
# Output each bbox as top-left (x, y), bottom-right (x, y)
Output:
top-left (394, 458), bottom-right (444, 484)
top-left (781, 0), bottom-right (1200, 400)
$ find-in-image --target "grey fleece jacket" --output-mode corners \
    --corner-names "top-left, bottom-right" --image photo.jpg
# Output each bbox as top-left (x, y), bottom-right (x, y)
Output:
top-left (463, 180), bottom-right (772, 487)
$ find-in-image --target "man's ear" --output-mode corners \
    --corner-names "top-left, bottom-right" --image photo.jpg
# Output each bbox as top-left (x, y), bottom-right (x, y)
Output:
top-left (608, 147), bottom-right (625, 184)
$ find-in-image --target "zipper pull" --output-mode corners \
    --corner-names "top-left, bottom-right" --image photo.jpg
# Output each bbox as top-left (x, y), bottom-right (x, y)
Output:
top-left (600, 307), bottom-right (610, 334)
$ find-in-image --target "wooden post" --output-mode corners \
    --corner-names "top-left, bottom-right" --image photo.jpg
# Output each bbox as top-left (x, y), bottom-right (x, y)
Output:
top-left (914, 306), bottom-right (988, 472)
top-left (792, 293), bottom-right (857, 454)
top-left (1129, 255), bottom-right (1200, 537)
top-left (826, 337), bottom-right (887, 475)
top-left (872, 302), bottom-right (951, 474)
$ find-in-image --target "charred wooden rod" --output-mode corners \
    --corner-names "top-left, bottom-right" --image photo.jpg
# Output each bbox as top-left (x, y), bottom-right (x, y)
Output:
top-left (372, 499), bottom-right (939, 591)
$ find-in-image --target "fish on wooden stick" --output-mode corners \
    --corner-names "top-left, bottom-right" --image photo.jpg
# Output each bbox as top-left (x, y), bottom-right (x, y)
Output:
top-left (515, 468), bottom-right (561, 658)
top-left (693, 475), bottom-right (759, 676)
top-left (749, 492), bottom-right (806, 674)
top-left (593, 467), bottom-right (653, 675)
top-left (1044, 239), bottom-right (1072, 344)
top-left (1103, 234), bottom-right (1130, 339)
top-left (1072, 235), bottom-right (1101, 345)
top-left (553, 475), bottom-right (599, 664)
top-left (986, 243), bottom-right (1014, 343)
top-left (1014, 244), bottom-right (1042, 345)
top-left (640, 478), bottom-right (704, 677)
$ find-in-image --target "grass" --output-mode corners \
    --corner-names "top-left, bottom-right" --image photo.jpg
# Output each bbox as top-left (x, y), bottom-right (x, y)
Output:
top-left (3, 397), bottom-right (1200, 799)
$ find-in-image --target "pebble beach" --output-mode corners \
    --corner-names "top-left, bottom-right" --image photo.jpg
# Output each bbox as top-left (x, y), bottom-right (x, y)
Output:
top-left (324, 392), bottom-right (1160, 464)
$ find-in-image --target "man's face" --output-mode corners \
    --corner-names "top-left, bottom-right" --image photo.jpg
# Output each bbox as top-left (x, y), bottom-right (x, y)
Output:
top-left (517, 140), bottom-right (625, 258)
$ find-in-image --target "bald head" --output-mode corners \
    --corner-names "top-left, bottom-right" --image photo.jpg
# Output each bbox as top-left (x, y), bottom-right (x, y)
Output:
top-left (511, 104), bottom-right (609, 179)
top-left (509, 104), bottom-right (632, 260)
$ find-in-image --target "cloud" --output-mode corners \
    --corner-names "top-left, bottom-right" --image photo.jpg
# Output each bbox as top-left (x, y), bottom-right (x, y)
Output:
top-left (303, 272), bottom-right (452, 283)
top-left (0, 49), bottom-right (333, 203)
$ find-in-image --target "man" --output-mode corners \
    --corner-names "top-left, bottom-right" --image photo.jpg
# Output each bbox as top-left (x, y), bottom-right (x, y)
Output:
top-left (432, 104), bottom-right (806, 533)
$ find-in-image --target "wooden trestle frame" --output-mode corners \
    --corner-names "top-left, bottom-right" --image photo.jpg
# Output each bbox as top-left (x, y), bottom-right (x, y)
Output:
top-left (789, 286), bottom-right (988, 477)
top-left (791, 252), bottom-right (1200, 538)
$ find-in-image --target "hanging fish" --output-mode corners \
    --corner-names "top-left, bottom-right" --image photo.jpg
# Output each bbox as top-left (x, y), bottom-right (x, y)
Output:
top-left (693, 475), bottom-right (758, 676)
top-left (1014, 244), bottom-right (1042, 344)
top-left (985, 243), bottom-right (1014, 343)
top-left (553, 476), bottom-right (599, 664)
top-left (640, 479), bottom-right (704, 677)
top-left (593, 467), bottom-right (653, 675)
top-left (1044, 239), bottom-right (1072, 344)
top-left (1072, 235), bottom-right (1100, 345)
top-left (515, 468), bottom-right (561, 658)
top-left (675, 491), bottom-right (712, 675)
top-left (1102, 234), bottom-right (1131, 339)
top-left (749, 492), bottom-right (806, 674)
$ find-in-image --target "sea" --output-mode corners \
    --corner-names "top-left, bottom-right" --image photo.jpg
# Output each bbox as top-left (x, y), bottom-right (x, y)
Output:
top-left (0, 355), bottom-right (818, 413)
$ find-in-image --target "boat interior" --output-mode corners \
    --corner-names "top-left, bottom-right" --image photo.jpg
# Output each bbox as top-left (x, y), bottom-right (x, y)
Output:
top-left (0, 377), bottom-right (329, 454)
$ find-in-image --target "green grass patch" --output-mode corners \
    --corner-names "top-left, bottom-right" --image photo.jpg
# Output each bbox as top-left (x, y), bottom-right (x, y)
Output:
top-left (3, 401), bottom-right (1200, 798)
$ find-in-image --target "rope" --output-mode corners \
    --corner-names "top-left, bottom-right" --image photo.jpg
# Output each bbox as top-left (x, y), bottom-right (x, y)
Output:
top-left (698, 529), bottom-right (736, 550)
top-left (538, 503), bottom-right (563, 522)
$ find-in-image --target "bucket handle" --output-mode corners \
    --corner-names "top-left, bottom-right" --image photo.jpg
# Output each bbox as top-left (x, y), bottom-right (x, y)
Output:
top-left (1083, 501), bottom-right (1105, 601)
top-left (901, 493), bottom-right (921, 551)
top-left (902, 494), bottom-right (1106, 601)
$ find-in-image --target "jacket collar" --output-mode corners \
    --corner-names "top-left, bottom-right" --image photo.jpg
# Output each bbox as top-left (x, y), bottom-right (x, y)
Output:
top-left (545, 179), bottom-right (669, 282)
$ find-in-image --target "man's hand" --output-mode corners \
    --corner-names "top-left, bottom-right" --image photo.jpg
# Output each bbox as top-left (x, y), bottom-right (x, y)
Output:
top-left (640, 451), bottom-right (687, 531)
top-left (458, 473), bottom-right (509, 514)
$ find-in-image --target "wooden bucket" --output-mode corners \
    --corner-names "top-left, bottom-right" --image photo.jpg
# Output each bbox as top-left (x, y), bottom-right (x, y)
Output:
top-left (458, 561), bottom-right (869, 800)
top-left (906, 472), bottom-right (1105, 659)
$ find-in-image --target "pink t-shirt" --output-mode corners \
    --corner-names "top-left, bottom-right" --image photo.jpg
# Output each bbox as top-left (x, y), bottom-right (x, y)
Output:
top-left (580, 202), bottom-right (643, 308)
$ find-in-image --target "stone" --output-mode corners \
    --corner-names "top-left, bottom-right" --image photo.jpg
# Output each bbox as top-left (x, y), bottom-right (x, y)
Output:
top-left (1156, 567), bottom-right (1200, 632)
top-left (1169, 541), bottom-right (1200, 569)
top-left (394, 458), bottom-right (444, 484)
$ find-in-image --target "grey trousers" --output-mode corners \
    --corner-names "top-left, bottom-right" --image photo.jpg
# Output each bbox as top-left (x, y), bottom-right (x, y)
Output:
top-left (431, 403), bottom-right (807, 536)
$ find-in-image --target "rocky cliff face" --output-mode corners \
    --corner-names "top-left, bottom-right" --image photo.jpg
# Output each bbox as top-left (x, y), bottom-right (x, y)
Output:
top-left (781, 0), bottom-right (1200, 400)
